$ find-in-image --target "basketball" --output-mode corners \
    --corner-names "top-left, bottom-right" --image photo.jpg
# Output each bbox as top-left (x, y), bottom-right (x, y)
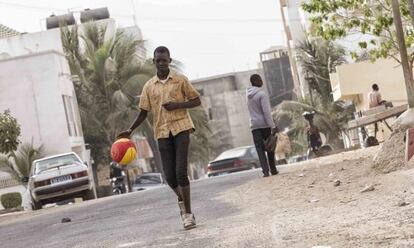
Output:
top-left (111, 138), bottom-right (137, 165)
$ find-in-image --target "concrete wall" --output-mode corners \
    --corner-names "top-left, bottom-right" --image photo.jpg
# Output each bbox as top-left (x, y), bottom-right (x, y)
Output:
top-left (192, 69), bottom-right (264, 148)
top-left (331, 58), bottom-right (408, 111)
top-left (224, 90), bottom-right (252, 147)
top-left (0, 51), bottom-right (85, 158)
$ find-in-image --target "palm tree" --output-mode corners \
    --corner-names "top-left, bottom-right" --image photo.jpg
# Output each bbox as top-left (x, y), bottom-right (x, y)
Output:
top-left (61, 23), bottom-right (212, 175)
top-left (61, 23), bottom-right (157, 168)
top-left (297, 38), bottom-right (347, 105)
top-left (274, 39), bottom-right (352, 154)
top-left (274, 97), bottom-right (354, 154)
top-left (0, 143), bottom-right (44, 185)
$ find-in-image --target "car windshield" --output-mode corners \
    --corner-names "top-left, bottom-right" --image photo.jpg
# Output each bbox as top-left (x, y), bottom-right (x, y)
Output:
top-left (34, 154), bottom-right (81, 174)
top-left (135, 175), bottom-right (161, 185)
top-left (215, 148), bottom-right (247, 161)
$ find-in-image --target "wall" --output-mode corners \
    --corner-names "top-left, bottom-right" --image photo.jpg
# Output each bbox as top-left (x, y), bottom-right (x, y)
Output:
top-left (332, 58), bottom-right (408, 111)
top-left (224, 90), bottom-right (252, 147)
top-left (192, 69), bottom-right (264, 149)
top-left (0, 51), bottom-right (85, 158)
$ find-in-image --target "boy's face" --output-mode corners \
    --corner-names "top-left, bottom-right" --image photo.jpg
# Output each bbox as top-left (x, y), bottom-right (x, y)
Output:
top-left (153, 52), bottom-right (171, 74)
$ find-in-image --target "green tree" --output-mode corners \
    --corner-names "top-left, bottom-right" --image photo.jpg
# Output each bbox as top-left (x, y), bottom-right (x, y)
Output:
top-left (61, 24), bottom-right (156, 168)
top-left (0, 110), bottom-right (21, 154)
top-left (274, 97), bottom-right (354, 154)
top-left (274, 39), bottom-right (352, 154)
top-left (298, 38), bottom-right (347, 105)
top-left (302, 0), bottom-right (413, 65)
top-left (0, 143), bottom-right (44, 184)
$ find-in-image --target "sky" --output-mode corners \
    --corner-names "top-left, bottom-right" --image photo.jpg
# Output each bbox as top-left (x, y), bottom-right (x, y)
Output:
top-left (0, 0), bottom-right (285, 79)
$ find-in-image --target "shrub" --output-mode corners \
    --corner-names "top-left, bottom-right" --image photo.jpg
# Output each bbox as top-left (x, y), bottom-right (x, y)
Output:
top-left (1, 192), bottom-right (22, 209)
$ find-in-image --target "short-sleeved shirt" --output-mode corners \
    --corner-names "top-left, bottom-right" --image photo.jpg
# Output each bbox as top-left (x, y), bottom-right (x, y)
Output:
top-left (138, 72), bottom-right (200, 139)
top-left (368, 91), bottom-right (382, 108)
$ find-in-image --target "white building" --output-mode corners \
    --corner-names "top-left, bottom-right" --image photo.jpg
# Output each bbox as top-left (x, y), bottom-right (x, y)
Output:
top-left (279, 0), bottom-right (366, 98)
top-left (0, 15), bottom-right (143, 161)
top-left (0, 50), bottom-right (86, 158)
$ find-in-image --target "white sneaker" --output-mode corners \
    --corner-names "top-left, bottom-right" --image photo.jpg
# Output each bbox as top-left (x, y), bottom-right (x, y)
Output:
top-left (183, 213), bottom-right (196, 230)
top-left (178, 201), bottom-right (185, 219)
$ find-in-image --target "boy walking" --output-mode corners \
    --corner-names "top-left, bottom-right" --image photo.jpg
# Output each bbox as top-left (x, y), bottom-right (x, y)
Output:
top-left (118, 46), bottom-right (201, 230)
top-left (246, 74), bottom-right (278, 177)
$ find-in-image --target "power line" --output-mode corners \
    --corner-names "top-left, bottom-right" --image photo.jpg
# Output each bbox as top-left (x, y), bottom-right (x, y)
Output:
top-left (113, 14), bottom-right (289, 23)
top-left (141, 29), bottom-right (279, 36)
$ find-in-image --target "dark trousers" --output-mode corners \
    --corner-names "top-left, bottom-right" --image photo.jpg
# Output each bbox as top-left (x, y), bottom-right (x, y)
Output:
top-left (252, 128), bottom-right (277, 175)
top-left (158, 131), bottom-right (190, 189)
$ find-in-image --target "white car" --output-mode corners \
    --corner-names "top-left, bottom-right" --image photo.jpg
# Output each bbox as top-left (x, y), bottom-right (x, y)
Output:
top-left (26, 152), bottom-right (96, 210)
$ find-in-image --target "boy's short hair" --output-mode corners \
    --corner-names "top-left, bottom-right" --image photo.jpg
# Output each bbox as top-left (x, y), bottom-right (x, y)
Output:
top-left (250, 74), bottom-right (261, 84)
top-left (154, 46), bottom-right (170, 57)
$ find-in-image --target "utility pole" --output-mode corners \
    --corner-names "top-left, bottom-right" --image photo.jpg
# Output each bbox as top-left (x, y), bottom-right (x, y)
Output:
top-left (131, 0), bottom-right (139, 26)
top-left (391, 0), bottom-right (414, 107)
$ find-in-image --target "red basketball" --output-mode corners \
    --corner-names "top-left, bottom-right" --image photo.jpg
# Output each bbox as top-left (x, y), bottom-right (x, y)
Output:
top-left (111, 138), bottom-right (137, 165)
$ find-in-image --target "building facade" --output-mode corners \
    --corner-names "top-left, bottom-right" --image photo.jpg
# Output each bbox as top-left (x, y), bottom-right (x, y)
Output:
top-left (192, 69), bottom-right (265, 149)
top-left (330, 58), bottom-right (408, 147)
top-left (260, 46), bottom-right (296, 107)
top-left (279, 0), bottom-right (310, 97)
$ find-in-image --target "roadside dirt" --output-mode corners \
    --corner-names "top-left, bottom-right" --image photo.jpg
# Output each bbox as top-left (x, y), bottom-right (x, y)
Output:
top-left (212, 147), bottom-right (414, 247)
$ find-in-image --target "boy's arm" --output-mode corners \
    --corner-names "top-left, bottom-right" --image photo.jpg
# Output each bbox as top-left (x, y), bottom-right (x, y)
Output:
top-left (118, 84), bottom-right (151, 138)
top-left (117, 110), bottom-right (148, 138)
top-left (163, 76), bottom-right (201, 111)
top-left (163, 98), bottom-right (201, 111)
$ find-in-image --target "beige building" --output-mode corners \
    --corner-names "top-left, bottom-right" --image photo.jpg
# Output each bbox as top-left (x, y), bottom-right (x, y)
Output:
top-left (330, 58), bottom-right (408, 146)
top-left (330, 58), bottom-right (408, 111)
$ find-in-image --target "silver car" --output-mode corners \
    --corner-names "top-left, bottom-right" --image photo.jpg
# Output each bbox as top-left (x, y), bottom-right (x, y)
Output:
top-left (27, 152), bottom-right (96, 210)
top-left (132, 173), bottom-right (165, 191)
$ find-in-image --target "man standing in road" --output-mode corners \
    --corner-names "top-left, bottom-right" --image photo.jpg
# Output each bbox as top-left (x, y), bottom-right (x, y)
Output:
top-left (118, 46), bottom-right (201, 230)
top-left (246, 74), bottom-right (278, 177)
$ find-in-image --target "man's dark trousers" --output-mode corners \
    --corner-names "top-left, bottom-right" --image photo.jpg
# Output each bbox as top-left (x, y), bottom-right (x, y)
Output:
top-left (252, 128), bottom-right (277, 175)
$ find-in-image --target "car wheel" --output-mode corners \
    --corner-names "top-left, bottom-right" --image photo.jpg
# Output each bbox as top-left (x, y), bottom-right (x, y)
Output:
top-left (31, 198), bottom-right (42, 210)
top-left (82, 188), bottom-right (97, 201)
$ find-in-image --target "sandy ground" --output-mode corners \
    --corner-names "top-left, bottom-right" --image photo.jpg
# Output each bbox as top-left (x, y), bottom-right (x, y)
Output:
top-left (2, 146), bottom-right (414, 248)
top-left (207, 147), bottom-right (414, 247)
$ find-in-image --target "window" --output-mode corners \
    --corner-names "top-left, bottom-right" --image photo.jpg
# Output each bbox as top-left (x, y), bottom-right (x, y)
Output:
top-left (214, 148), bottom-right (247, 161)
top-left (62, 95), bottom-right (79, 137)
top-left (34, 154), bottom-right (81, 174)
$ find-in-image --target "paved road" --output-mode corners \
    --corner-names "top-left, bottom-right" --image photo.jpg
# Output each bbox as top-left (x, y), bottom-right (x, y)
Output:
top-left (0, 169), bottom-right (264, 248)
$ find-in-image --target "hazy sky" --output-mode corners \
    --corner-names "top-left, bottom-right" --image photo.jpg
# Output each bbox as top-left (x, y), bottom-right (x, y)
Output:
top-left (0, 0), bottom-right (285, 79)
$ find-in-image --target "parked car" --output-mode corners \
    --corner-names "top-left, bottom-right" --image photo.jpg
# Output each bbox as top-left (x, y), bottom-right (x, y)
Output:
top-left (26, 152), bottom-right (96, 210)
top-left (132, 173), bottom-right (165, 191)
top-left (288, 154), bottom-right (307, 164)
top-left (207, 146), bottom-right (260, 177)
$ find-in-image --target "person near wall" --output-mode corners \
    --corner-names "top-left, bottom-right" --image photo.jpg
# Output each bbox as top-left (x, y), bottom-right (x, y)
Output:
top-left (118, 46), bottom-right (201, 230)
top-left (368, 83), bottom-right (393, 139)
top-left (368, 84), bottom-right (393, 109)
top-left (246, 74), bottom-right (278, 177)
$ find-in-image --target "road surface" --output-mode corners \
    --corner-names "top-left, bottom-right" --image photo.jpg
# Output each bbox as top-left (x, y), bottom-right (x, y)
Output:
top-left (0, 169), bottom-right (264, 248)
